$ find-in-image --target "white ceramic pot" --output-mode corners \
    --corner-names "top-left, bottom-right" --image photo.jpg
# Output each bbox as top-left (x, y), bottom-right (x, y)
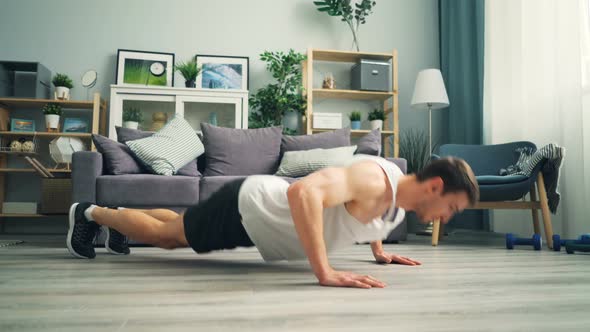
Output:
top-left (123, 121), bottom-right (139, 129)
top-left (55, 86), bottom-right (70, 100)
top-left (45, 114), bottom-right (60, 129)
top-left (370, 120), bottom-right (383, 130)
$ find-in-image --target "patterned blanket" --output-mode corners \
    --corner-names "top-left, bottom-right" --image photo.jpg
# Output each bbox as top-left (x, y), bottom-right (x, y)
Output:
top-left (499, 143), bottom-right (565, 214)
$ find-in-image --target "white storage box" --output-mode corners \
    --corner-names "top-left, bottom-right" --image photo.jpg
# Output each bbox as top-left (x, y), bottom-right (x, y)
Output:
top-left (2, 202), bottom-right (38, 214)
top-left (313, 112), bottom-right (342, 129)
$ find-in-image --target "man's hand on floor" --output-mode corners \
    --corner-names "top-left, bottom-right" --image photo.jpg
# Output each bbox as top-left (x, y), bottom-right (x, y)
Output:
top-left (318, 269), bottom-right (386, 289)
top-left (373, 251), bottom-right (422, 266)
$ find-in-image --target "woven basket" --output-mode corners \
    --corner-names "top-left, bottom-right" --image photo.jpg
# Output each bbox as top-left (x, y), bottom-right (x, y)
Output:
top-left (41, 178), bottom-right (72, 214)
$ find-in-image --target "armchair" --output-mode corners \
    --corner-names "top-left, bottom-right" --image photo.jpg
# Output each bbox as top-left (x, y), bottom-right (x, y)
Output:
top-left (432, 141), bottom-right (555, 248)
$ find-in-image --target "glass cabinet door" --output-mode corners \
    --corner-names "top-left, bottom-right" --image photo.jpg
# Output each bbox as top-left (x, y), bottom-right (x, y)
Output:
top-left (176, 96), bottom-right (242, 134)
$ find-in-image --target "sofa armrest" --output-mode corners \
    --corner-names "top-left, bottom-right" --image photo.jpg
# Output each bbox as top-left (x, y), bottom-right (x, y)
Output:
top-left (385, 157), bottom-right (407, 174)
top-left (72, 151), bottom-right (103, 203)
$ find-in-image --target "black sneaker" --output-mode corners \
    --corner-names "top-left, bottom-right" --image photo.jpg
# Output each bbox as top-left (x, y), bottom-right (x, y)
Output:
top-left (66, 202), bottom-right (101, 259)
top-left (105, 226), bottom-right (130, 255)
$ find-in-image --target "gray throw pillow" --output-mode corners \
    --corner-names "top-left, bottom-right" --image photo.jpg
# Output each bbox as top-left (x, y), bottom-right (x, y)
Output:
top-left (281, 127), bottom-right (351, 154)
top-left (127, 117), bottom-right (205, 176)
top-left (201, 124), bottom-right (283, 176)
top-left (275, 145), bottom-right (358, 178)
top-left (116, 126), bottom-right (200, 177)
top-left (355, 128), bottom-right (381, 156)
top-left (92, 134), bottom-right (145, 175)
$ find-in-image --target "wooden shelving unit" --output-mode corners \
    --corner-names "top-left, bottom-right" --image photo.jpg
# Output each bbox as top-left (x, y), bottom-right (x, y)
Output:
top-left (303, 48), bottom-right (399, 157)
top-left (0, 93), bottom-right (106, 228)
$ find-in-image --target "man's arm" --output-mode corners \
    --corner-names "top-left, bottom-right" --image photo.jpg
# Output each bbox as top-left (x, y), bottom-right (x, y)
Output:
top-left (287, 162), bottom-right (387, 288)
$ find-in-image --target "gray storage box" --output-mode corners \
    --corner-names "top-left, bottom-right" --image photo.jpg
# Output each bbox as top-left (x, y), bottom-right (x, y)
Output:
top-left (351, 59), bottom-right (391, 92)
top-left (0, 61), bottom-right (52, 98)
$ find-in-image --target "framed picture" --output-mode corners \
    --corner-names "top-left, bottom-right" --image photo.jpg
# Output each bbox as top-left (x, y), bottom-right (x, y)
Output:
top-left (195, 54), bottom-right (249, 90)
top-left (63, 118), bottom-right (89, 133)
top-left (11, 118), bottom-right (35, 132)
top-left (116, 49), bottom-right (175, 87)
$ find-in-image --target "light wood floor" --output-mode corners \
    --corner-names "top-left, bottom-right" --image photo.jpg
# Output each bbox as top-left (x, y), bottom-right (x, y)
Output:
top-left (1, 231), bottom-right (589, 332)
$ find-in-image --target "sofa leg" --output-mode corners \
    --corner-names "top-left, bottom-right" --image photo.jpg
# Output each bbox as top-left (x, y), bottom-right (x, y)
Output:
top-left (529, 183), bottom-right (541, 235)
top-left (537, 172), bottom-right (554, 249)
top-left (432, 219), bottom-right (441, 246)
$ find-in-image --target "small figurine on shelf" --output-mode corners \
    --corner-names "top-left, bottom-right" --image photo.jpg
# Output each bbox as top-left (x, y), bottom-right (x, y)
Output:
top-left (21, 140), bottom-right (35, 153)
top-left (322, 72), bottom-right (335, 89)
top-left (150, 112), bottom-right (168, 131)
top-left (42, 103), bottom-right (63, 133)
top-left (52, 73), bottom-right (74, 100)
top-left (9, 140), bottom-right (22, 152)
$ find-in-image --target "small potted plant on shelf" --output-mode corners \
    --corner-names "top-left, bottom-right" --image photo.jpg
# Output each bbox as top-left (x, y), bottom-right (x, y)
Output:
top-left (123, 106), bottom-right (143, 129)
top-left (175, 59), bottom-right (201, 88)
top-left (368, 108), bottom-right (385, 130)
top-left (42, 103), bottom-right (63, 132)
top-left (349, 111), bottom-right (362, 130)
top-left (52, 73), bottom-right (74, 100)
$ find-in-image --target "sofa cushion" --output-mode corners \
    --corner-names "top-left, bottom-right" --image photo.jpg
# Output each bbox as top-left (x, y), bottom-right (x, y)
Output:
top-left (200, 123), bottom-right (283, 176)
top-left (199, 175), bottom-right (299, 202)
top-left (116, 126), bottom-right (201, 177)
top-left (127, 117), bottom-right (205, 176)
top-left (96, 174), bottom-right (200, 207)
top-left (281, 127), bottom-right (351, 154)
top-left (355, 128), bottom-right (381, 156)
top-left (92, 134), bottom-right (145, 175)
top-left (275, 145), bottom-right (358, 178)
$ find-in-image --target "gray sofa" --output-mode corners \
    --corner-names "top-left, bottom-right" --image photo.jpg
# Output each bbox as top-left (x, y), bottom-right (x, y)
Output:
top-left (72, 128), bottom-right (408, 242)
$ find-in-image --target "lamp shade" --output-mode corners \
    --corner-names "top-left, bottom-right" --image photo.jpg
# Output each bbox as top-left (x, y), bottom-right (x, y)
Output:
top-left (410, 69), bottom-right (450, 110)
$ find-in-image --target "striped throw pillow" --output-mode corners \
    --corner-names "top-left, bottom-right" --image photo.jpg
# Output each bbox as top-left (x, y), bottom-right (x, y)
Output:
top-left (275, 145), bottom-right (357, 178)
top-left (126, 116), bottom-right (204, 176)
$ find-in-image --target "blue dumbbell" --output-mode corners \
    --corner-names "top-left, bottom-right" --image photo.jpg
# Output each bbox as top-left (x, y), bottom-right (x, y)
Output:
top-left (552, 234), bottom-right (590, 251)
top-left (506, 233), bottom-right (542, 250)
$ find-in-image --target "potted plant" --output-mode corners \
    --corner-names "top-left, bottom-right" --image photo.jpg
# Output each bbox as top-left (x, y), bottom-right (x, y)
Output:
top-left (52, 73), bottom-right (74, 100)
top-left (122, 107), bottom-right (143, 129)
top-left (175, 59), bottom-right (201, 88)
top-left (349, 111), bottom-right (362, 129)
top-left (249, 49), bottom-right (307, 135)
top-left (313, 0), bottom-right (377, 51)
top-left (368, 108), bottom-right (385, 130)
top-left (42, 103), bottom-right (63, 132)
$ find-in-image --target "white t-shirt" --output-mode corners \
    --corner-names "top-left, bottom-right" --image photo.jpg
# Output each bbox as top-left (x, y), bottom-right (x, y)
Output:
top-left (237, 155), bottom-right (406, 261)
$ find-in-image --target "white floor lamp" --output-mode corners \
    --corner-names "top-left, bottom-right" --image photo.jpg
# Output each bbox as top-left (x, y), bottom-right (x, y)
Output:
top-left (410, 69), bottom-right (450, 235)
top-left (410, 69), bottom-right (450, 156)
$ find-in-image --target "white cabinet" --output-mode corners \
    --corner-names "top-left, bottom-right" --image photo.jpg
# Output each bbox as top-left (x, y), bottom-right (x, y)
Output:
top-left (108, 85), bottom-right (248, 140)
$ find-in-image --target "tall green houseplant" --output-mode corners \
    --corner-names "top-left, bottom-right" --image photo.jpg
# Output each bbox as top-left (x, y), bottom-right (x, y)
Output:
top-left (313, 0), bottom-right (377, 51)
top-left (249, 50), bottom-right (307, 135)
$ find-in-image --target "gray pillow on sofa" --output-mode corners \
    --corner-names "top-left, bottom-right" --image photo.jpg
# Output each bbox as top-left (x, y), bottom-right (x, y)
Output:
top-left (355, 128), bottom-right (381, 156)
top-left (281, 127), bottom-right (351, 154)
top-left (200, 123), bottom-right (283, 176)
top-left (116, 126), bottom-right (200, 177)
top-left (275, 145), bottom-right (358, 178)
top-left (92, 134), bottom-right (145, 175)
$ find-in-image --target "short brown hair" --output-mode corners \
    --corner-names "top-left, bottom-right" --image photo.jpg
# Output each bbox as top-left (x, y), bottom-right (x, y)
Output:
top-left (416, 157), bottom-right (479, 206)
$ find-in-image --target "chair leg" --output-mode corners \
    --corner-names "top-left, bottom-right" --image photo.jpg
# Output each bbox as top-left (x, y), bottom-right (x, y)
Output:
top-left (537, 172), bottom-right (554, 249)
top-left (530, 183), bottom-right (541, 235)
top-left (432, 219), bottom-right (441, 246)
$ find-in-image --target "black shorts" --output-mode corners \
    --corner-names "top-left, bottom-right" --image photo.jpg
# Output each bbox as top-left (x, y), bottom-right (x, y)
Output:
top-left (183, 178), bottom-right (255, 254)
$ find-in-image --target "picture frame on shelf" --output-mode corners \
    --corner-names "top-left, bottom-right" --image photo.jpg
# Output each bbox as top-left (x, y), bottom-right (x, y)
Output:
top-left (116, 49), bottom-right (175, 87)
top-left (63, 118), bottom-right (89, 133)
top-left (195, 54), bottom-right (249, 90)
top-left (10, 118), bottom-right (35, 132)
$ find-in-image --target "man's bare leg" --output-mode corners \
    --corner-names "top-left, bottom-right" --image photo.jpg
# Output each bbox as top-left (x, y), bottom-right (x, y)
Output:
top-left (116, 208), bottom-right (180, 223)
top-left (92, 207), bottom-right (189, 249)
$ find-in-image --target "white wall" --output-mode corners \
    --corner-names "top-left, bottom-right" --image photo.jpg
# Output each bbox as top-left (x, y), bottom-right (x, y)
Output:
top-left (0, 0), bottom-right (441, 233)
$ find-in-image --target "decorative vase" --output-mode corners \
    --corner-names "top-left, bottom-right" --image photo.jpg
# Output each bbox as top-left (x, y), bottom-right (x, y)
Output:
top-left (370, 120), bottom-right (383, 130)
top-left (209, 112), bottom-right (218, 126)
top-left (350, 120), bottom-right (361, 130)
top-left (123, 121), bottom-right (139, 129)
top-left (45, 114), bottom-right (60, 131)
top-left (55, 86), bottom-right (70, 100)
top-left (151, 112), bottom-right (167, 131)
top-left (185, 80), bottom-right (196, 88)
